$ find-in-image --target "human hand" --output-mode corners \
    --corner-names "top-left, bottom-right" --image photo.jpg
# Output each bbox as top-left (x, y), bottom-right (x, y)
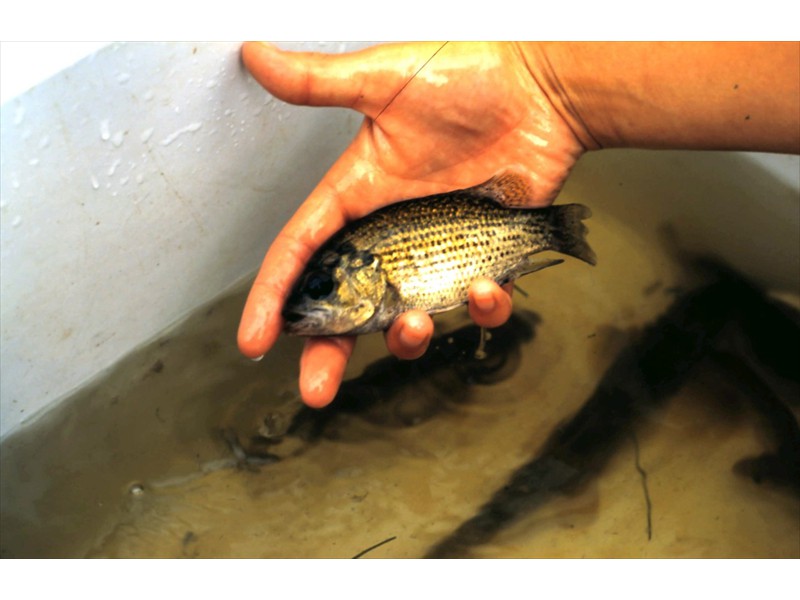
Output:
top-left (237, 42), bottom-right (587, 407)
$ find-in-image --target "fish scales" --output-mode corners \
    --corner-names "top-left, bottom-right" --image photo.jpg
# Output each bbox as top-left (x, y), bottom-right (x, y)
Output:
top-left (282, 172), bottom-right (596, 336)
top-left (370, 194), bottom-right (557, 311)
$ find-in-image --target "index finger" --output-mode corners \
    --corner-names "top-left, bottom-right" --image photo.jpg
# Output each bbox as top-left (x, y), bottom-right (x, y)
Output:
top-left (237, 136), bottom-right (397, 359)
top-left (237, 179), bottom-right (344, 359)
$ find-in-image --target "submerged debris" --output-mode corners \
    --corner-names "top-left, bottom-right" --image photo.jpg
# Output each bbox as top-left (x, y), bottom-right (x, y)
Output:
top-left (351, 535), bottom-right (397, 559)
top-left (425, 265), bottom-right (800, 558)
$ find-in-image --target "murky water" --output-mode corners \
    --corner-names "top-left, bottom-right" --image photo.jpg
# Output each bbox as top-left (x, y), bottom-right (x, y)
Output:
top-left (1, 151), bottom-right (798, 558)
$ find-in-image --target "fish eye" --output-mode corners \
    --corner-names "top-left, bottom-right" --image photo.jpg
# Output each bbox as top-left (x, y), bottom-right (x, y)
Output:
top-left (305, 271), bottom-right (335, 300)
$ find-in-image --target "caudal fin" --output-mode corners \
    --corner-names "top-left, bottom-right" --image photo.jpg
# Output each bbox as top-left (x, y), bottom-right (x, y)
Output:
top-left (547, 204), bottom-right (597, 266)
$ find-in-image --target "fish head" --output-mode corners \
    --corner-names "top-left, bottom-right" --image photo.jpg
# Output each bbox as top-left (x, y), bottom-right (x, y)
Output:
top-left (282, 245), bottom-right (387, 336)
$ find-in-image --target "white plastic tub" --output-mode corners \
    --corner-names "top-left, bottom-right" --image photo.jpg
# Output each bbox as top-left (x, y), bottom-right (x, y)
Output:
top-left (0, 42), bottom-right (798, 559)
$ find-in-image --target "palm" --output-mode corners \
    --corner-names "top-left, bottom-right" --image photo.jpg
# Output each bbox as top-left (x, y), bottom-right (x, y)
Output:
top-left (337, 42), bottom-right (582, 213)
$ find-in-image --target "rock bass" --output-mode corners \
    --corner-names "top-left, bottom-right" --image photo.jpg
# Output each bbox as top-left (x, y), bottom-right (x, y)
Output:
top-left (282, 172), bottom-right (596, 336)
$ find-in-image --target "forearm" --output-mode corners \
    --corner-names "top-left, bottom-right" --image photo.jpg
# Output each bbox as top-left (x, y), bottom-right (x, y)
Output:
top-left (521, 42), bottom-right (800, 154)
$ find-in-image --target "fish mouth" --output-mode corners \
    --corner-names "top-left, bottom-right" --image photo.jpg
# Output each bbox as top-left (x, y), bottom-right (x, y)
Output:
top-left (281, 306), bottom-right (330, 335)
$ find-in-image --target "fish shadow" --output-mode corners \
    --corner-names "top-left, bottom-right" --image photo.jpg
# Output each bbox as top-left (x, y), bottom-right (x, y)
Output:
top-left (228, 310), bottom-right (540, 463)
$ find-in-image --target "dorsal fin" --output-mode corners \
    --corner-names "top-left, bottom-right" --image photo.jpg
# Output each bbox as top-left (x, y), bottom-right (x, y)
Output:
top-left (467, 170), bottom-right (536, 208)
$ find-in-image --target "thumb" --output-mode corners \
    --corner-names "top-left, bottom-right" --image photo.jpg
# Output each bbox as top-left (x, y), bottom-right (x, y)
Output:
top-left (241, 41), bottom-right (446, 119)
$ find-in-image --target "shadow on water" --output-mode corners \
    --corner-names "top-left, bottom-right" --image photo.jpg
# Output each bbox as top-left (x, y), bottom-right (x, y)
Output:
top-left (226, 311), bottom-right (539, 465)
top-left (424, 261), bottom-right (800, 558)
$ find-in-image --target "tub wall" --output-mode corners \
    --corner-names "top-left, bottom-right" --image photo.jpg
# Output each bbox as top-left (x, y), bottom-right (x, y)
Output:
top-left (0, 42), bottom-right (367, 437)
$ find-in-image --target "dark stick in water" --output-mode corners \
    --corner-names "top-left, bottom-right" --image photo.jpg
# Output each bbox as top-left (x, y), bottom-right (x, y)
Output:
top-left (425, 270), bottom-right (798, 558)
top-left (352, 536), bottom-right (397, 559)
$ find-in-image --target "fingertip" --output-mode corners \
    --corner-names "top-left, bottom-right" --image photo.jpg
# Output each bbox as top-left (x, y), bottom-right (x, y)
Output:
top-left (241, 41), bottom-right (273, 71)
top-left (298, 337), bottom-right (355, 408)
top-left (386, 311), bottom-right (433, 360)
top-left (472, 279), bottom-right (497, 312)
top-left (468, 278), bottom-right (513, 329)
top-left (237, 295), bottom-right (280, 359)
top-left (237, 327), bottom-right (270, 360)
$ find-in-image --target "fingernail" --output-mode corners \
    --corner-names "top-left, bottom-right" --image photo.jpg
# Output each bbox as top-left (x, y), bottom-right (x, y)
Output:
top-left (474, 293), bottom-right (495, 313)
top-left (399, 322), bottom-right (427, 348)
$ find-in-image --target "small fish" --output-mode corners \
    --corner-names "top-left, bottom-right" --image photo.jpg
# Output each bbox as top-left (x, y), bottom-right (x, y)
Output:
top-left (283, 171), bottom-right (596, 336)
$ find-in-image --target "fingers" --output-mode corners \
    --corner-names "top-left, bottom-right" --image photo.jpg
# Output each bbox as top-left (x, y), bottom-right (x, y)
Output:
top-left (299, 336), bottom-right (356, 407)
top-left (236, 186), bottom-right (345, 359)
top-left (237, 136), bottom-right (384, 360)
top-left (241, 41), bottom-right (448, 119)
top-left (294, 282), bottom-right (511, 408)
top-left (385, 310), bottom-right (434, 360)
top-left (468, 278), bottom-right (513, 328)
top-left (382, 282), bottom-right (512, 362)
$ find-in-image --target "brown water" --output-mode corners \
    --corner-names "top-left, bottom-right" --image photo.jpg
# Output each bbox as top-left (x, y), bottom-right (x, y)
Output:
top-left (1, 151), bottom-right (798, 558)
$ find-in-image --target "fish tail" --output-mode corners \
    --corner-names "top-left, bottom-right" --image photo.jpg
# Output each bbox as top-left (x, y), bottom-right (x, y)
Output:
top-left (545, 204), bottom-right (597, 266)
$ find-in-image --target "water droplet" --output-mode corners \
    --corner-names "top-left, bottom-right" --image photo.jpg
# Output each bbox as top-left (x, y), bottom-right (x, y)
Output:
top-left (129, 483), bottom-right (145, 496)
top-left (91, 175), bottom-right (100, 190)
top-left (111, 130), bottom-right (125, 147)
top-left (143, 89), bottom-right (155, 101)
top-left (140, 127), bottom-right (154, 143)
top-left (161, 122), bottom-right (203, 146)
top-left (136, 174), bottom-right (144, 185)
top-left (205, 78), bottom-right (218, 89)
top-left (13, 105), bottom-right (25, 125)
top-left (38, 135), bottom-right (51, 149)
top-left (100, 119), bottom-right (111, 141)
top-left (116, 72), bottom-right (131, 84)
top-left (108, 158), bottom-right (121, 176)
top-left (28, 157), bottom-right (40, 166)
top-left (12, 215), bottom-right (22, 228)
top-left (223, 108), bottom-right (234, 117)
top-left (120, 176), bottom-right (130, 186)
top-left (11, 179), bottom-right (20, 190)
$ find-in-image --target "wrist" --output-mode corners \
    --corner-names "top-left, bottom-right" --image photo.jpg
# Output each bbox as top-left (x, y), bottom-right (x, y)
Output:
top-left (514, 42), bottom-right (601, 151)
top-left (517, 42), bottom-right (800, 154)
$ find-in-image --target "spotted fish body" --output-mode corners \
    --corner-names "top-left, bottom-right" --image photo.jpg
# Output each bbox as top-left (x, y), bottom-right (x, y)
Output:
top-left (283, 172), bottom-right (596, 336)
